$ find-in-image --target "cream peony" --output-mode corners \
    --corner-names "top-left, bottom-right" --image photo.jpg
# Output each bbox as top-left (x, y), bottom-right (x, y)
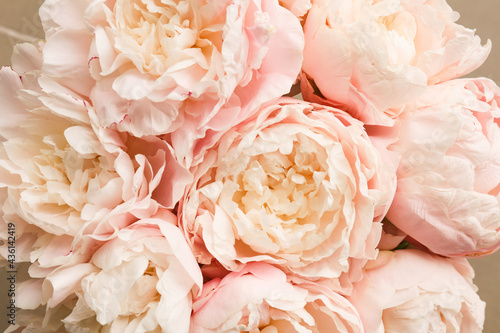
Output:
top-left (0, 43), bottom-right (190, 239)
top-left (62, 219), bottom-right (203, 333)
top-left (0, 43), bottom-right (193, 328)
top-left (5, 218), bottom-right (202, 333)
top-left (386, 78), bottom-right (500, 256)
top-left (179, 98), bottom-right (396, 291)
top-left (347, 250), bottom-right (485, 332)
top-left (0, 47), bottom-right (114, 239)
top-left (191, 262), bottom-right (364, 332)
top-left (39, 0), bottom-right (304, 153)
top-left (301, 0), bottom-right (491, 125)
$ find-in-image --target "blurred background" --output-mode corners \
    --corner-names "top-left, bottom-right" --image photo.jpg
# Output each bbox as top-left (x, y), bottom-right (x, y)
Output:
top-left (0, 0), bottom-right (499, 332)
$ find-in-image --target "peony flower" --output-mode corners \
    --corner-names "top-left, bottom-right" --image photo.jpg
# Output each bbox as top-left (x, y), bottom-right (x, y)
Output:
top-left (39, 0), bottom-right (304, 151)
top-left (0, 43), bottom-right (191, 239)
top-left (386, 78), bottom-right (500, 257)
top-left (347, 249), bottom-right (485, 332)
top-left (179, 98), bottom-right (396, 291)
top-left (301, 0), bottom-right (491, 125)
top-left (191, 262), bottom-right (364, 332)
top-left (6, 218), bottom-right (202, 333)
top-left (0, 45), bottom-right (109, 240)
top-left (0, 43), bottom-right (193, 331)
top-left (61, 219), bottom-right (203, 333)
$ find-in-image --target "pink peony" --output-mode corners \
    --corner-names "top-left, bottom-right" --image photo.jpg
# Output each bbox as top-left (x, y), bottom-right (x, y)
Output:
top-left (301, 0), bottom-right (490, 125)
top-left (179, 98), bottom-right (396, 292)
top-left (0, 43), bottom-right (191, 238)
top-left (347, 249), bottom-right (485, 332)
top-left (386, 78), bottom-right (500, 256)
top-left (0, 43), bottom-right (193, 331)
top-left (191, 262), bottom-right (364, 332)
top-left (39, 0), bottom-right (304, 153)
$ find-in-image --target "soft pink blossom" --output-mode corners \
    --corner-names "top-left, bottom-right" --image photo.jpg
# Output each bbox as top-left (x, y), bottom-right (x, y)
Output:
top-left (347, 250), bottom-right (485, 332)
top-left (191, 263), bottom-right (364, 332)
top-left (39, 0), bottom-right (304, 152)
top-left (179, 98), bottom-right (396, 292)
top-left (0, 43), bottom-right (190, 239)
top-left (387, 78), bottom-right (500, 256)
top-left (0, 43), bottom-right (193, 331)
top-left (301, 0), bottom-right (491, 125)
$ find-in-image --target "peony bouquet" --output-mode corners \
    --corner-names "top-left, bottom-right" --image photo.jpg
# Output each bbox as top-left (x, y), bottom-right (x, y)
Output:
top-left (1, 0), bottom-right (499, 332)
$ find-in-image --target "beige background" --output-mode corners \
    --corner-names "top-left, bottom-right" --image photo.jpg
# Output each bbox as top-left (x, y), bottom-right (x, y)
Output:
top-left (0, 0), bottom-right (499, 332)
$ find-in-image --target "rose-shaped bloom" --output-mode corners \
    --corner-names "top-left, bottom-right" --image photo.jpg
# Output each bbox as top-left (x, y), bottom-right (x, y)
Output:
top-left (347, 249), bottom-right (485, 332)
top-left (0, 43), bottom-right (191, 240)
top-left (191, 262), bottom-right (364, 332)
top-left (0, 44), bottom-right (193, 328)
top-left (6, 218), bottom-right (202, 333)
top-left (386, 78), bottom-right (500, 256)
top-left (58, 219), bottom-right (203, 333)
top-left (180, 98), bottom-right (396, 290)
top-left (301, 0), bottom-right (491, 125)
top-left (39, 0), bottom-right (304, 147)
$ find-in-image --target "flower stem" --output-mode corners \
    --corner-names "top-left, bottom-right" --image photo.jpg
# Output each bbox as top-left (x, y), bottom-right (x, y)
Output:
top-left (0, 25), bottom-right (39, 43)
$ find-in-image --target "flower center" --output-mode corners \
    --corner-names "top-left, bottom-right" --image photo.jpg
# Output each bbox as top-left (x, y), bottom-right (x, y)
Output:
top-left (233, 141), bottom-right (325, 223)
top-left (31, 134), bottom-right (102, 211)
top-left (212, 131), bottom-right (345, 253)
top-left (126, 263), bottom-right (161, 313)
top-left (381, 11), bottom-right (417, 42)
top-left (112, 0), bottom-right (226, 76)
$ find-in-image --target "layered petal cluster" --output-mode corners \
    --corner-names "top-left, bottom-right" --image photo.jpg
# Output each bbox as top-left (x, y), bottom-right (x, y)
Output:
top-left (0, 49), bottom-right (113, 240)
top-left (39, 0), bottom-right (304, 152)
top-left (0, 61), bottom-right (189, 238)
top-left (62, 219), bottom-right (203, 333)
top-left (180, 98), bottom-right (396, 291)
top-left (301, 0), bottom-right (491, 125)
top-left (0, 44), bottom-right (192, 324)
top-left (191, 263), bottom-right (363, 333)
top-left (8, 218), bottom-right (203, 333)
top-left (387, 78), bottom-right (500, 256)
top-left (348, 250), bottom-right (485, 332)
